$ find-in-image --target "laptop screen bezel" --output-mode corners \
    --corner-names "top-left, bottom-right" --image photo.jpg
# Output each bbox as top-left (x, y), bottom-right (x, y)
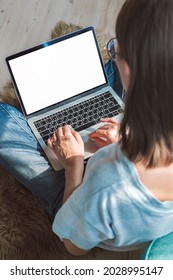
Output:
top-left (6, 26), bottom-right (108, 118)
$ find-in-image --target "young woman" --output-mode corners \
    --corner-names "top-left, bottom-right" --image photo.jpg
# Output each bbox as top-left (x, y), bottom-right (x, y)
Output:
top-left (1, 0), bottom-right (173, 256)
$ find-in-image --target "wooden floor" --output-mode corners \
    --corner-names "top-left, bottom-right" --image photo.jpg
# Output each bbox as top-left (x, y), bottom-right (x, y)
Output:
top-left (0, 0), bottom-right (125, 90)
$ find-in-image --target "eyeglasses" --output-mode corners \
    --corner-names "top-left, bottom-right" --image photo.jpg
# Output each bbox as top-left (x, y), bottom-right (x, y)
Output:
top-left (107, 37), bottom-right (120, 61)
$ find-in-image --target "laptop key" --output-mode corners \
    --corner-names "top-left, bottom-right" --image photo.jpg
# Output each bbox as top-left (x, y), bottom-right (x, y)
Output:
top-left (75, 120), bottom-right (97, 132)
top-left (109, 106), bottom-right (119, 112)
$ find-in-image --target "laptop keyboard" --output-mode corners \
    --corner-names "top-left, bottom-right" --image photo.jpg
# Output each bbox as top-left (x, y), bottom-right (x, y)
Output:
top-left (34, 91), bottom-right (123, 144)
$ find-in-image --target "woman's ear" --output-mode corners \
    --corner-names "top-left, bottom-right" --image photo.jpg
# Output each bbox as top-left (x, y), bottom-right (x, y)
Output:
top-left (117, 58), bottom-right (130, 92)
top-left (122, 60), bottom-right (130, 91)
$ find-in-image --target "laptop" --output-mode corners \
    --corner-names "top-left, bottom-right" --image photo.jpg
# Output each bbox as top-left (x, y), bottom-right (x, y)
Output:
top-left (6, 26), bottom-right (124, 171)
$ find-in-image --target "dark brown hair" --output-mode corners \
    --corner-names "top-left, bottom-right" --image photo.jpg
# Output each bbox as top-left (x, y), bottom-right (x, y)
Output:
top-left (116, 0), bottom-right (173, 167)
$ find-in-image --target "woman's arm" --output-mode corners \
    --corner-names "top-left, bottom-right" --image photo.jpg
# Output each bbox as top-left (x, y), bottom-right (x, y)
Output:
top-left (47, 119), bottom-right (119, 255)
top-left (63, 158), bottom-right (84, 203)
top-left (48, 125), bottom-right (88, 255)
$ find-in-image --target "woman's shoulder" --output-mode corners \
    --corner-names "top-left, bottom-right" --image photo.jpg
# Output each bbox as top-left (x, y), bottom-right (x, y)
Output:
top-left (87, 143), bottom-right (131, 173)
top-left (83, 143), bottom-right (134, 189)
top-left (88, 143), bottom-right (126, 165)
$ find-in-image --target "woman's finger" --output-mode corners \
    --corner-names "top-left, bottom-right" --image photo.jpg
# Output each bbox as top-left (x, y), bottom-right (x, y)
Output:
top-left (91, 136), bottom-right (108, 147)
top-left (62, 125), bottom-right (72, 137)
top-left (100, 118), bottom-right (118, 124)
top-left (47, 137), bottom-right (55, 149)
top-left (89, 127), bottom-right (109, 138)
top-left (52, 132), bottom-right (57, 143)
top-left (55, 126), bottom-right (64, 138)
top-left (71, 129), bottom-right (83, 143)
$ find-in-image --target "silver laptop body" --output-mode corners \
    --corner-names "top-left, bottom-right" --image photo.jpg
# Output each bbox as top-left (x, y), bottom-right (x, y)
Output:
top-left (6, 26), bottom-right (124, 171)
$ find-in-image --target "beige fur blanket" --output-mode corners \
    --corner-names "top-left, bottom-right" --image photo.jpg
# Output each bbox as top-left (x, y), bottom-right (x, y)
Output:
top-left (0, 21), bottom-right (142, 260)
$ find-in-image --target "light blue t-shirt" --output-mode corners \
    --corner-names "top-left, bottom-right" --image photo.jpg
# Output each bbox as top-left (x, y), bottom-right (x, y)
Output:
top-left (53, 143), bottom-right (173, 251)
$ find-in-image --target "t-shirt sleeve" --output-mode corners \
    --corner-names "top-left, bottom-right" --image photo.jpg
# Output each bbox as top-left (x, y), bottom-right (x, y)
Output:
top-left (52, 151), bottom-right (115, 250)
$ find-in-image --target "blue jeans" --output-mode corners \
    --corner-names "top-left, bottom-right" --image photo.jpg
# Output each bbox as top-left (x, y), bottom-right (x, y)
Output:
top-left (0, 60), bottom-right (123, 220)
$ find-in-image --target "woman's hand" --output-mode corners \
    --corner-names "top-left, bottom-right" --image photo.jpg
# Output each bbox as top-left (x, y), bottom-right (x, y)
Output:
top-left (48, 125), bottom-right (84, 202)
top-left (47, 125), bottom-right (84, 169)
top-left (89, 118), bottom-right (120, 147)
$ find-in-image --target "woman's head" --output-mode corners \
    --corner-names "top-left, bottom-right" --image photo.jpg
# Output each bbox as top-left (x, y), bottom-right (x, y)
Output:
top-left (116, 0), bottom-right (173, 167)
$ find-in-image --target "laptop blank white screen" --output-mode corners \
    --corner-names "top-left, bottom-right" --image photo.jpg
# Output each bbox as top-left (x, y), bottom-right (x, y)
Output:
top-left (8, 30), bottom-right (107, 115)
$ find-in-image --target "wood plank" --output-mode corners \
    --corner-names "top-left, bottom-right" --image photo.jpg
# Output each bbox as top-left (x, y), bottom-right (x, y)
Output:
top-left (0, 0), bottom-right (125, 89)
